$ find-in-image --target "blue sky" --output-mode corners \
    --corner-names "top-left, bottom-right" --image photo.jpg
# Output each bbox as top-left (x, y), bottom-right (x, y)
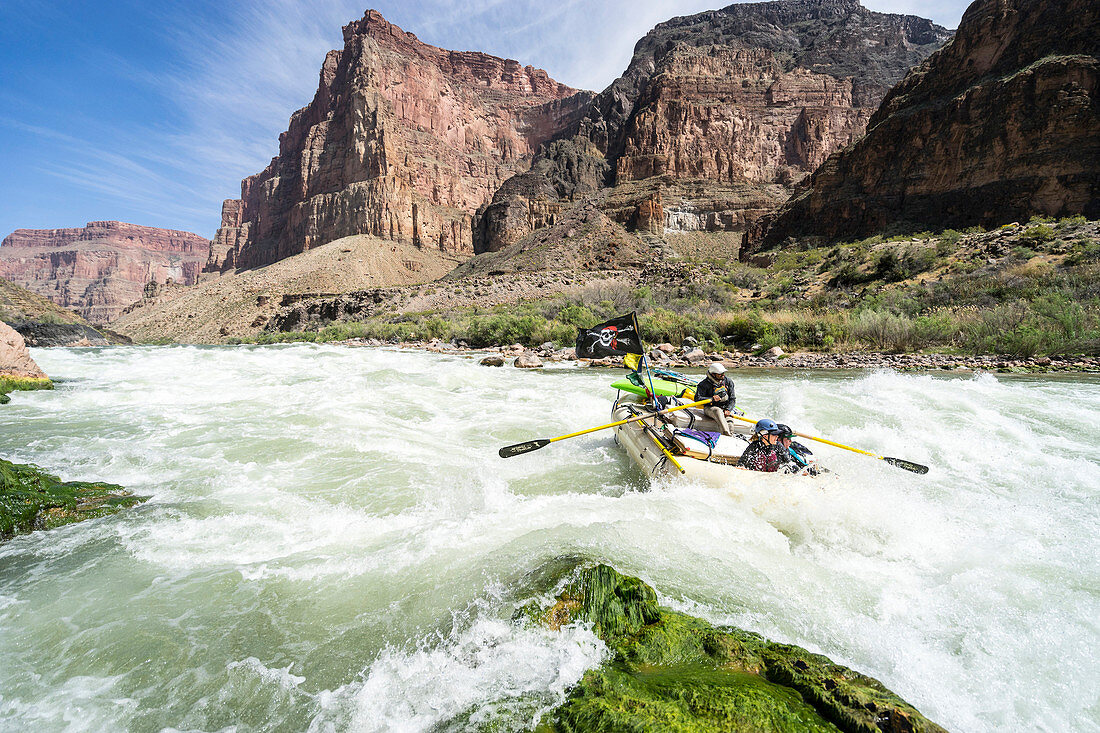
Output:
top-left (0, 0), bottom-right (972, 240)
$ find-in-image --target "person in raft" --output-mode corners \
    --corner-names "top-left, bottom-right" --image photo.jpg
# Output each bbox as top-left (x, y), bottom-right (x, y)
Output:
top-left (695, 362), bottom-right (737, 435)
top-left (775, 423), bottom-right (819, 475)
top-left (737, 419), bottom-right (784, 472)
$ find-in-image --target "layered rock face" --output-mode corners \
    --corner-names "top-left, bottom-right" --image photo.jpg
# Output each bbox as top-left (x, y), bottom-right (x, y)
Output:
top-left (475, 0), bottom-right (951, 255)
top-left (0, 222), bottom-right (209, 322)
top-left (212, 9), bottom-right (592, 272)
top-left (0, 277), bottom-right (110, 347)
top-left (749, 0), bottom-right (1100, 250)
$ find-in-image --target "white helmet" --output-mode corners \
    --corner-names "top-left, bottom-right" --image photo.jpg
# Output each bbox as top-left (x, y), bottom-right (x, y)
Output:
top-left (707, 362), bottom-right (727, 375)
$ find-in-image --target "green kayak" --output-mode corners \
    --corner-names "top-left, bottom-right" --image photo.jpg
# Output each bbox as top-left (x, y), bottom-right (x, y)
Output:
top-left (610, 377), bottom-right (695, 398)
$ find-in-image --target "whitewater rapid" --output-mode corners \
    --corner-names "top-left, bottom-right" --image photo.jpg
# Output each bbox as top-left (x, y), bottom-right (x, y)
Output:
top-left (1, 345), bottom-right (1097, 732)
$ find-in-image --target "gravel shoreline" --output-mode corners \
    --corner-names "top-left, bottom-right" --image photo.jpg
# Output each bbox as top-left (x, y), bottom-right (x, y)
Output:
top-left (332, 337), bottom-right (1100, 374)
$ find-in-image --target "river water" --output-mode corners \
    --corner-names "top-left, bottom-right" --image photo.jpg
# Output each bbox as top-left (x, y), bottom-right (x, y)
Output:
top-left (1, 345), bottom-right (1097, 732)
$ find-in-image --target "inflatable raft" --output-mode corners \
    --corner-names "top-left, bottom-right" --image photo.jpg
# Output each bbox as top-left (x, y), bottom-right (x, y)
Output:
top-left (611, 398), bottom-right (830, 489)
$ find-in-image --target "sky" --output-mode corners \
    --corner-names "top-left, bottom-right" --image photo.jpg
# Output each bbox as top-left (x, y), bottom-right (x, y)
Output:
top-left (0, 0), bottom-right (972, 240)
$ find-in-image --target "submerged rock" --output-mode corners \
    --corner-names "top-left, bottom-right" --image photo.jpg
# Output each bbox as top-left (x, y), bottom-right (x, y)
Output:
top-left (0, 459), bottom-right (146, 541)
top-left (520, 564), bottom-right (946, 733)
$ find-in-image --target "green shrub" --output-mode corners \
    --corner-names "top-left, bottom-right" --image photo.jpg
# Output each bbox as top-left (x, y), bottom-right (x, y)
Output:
top-left (640, 309), bottom-right (719, 345)
top-left (850, 310), bottom-right (916, 352)
top-left (1019, 224), bottom-right (1056, 246)
top-left (1032, 293), bottom-right (1086, 341)
top-left (556, 304), bottom-right (597, 329)
top-left (1056, 215), bottom-right (1088, 231)
top-left (939, 229), bottom-right (964, 248)
top-left (717, 311), bottom-right (768, 344)
top-left (466, 313), bottom-right (547, 347)
top-left (829, 261), bottom-right (868, 287)
top-left (1065, 240), bottom-right (1100, 266)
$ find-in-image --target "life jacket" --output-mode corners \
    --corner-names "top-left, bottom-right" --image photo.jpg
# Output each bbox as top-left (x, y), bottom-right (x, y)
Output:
top-left (737, 438), bottom-right (781, 472)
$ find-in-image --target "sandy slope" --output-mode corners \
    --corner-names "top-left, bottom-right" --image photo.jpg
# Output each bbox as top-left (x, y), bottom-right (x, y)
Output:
top-left (112, 235), bottom-right (464, 343)
top-left (0, 278), bottom-right (90, 325)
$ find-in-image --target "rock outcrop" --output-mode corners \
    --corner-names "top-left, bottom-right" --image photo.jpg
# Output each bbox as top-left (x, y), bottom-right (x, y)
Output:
top-left (522, 564), bottom-right (947, 733)
top-left (210, 9), bottom-right (593, 272)
top-left (748, 0), bottom-right (1100, 251)
top-left (0, 277), bottom-right (112, 346)
top-left (0, 458), bottom-right (145, 541)
top-left (0, 321), bottom-right (48, 381)
top-left (0, 222), bottom-right (209, 322)
top-left (474, 0), bottom-right (951, 256)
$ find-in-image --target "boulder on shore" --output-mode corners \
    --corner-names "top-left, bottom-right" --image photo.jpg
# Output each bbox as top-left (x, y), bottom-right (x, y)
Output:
top-left (0, 321), bottom-right (48, 380)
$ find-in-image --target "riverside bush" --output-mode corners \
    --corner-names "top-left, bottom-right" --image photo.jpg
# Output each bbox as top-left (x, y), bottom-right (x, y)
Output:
top-left (850, 310), bottom-right (916, 352)
top-left (640, 308), bottom-right (720, 345)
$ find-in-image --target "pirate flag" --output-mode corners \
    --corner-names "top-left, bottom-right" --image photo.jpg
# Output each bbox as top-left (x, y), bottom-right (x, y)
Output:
top-left (576, 312), bottom-right (645, 359)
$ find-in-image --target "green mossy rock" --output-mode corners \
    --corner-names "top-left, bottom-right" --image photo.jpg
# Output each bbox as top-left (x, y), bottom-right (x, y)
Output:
top-left (530, 565), bottom-right (947, 733)
top-left (0, 375), bottom-right (53, 403)
top-left (0, 458), bottom-right (146, 541)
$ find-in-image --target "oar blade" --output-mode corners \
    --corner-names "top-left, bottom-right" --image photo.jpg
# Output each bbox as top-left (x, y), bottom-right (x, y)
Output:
top-left (499, 438), bottom-right (551, 458)
top-left (884, 457), bottom-right (929, 474)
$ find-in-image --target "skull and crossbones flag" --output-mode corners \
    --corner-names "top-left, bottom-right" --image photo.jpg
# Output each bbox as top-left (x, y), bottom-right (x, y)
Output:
top-left (576, 312), bottom-right (645, 359)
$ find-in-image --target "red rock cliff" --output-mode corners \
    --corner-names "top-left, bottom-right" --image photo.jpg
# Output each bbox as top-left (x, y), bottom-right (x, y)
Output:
top-left (748, 0), bottom-right (1100, 250)
top-left (475, 0), bottom-right (952, 254)
top-left (211, 9), bottom-right (593, 271)
top-left (0, 222), bottom-right (209, 323)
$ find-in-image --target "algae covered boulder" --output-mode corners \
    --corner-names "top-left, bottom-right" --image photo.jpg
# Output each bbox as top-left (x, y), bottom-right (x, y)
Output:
top-left (0, 459), bottom-right (146, 541)
top-left (522, 564), bottom-right (946, 733)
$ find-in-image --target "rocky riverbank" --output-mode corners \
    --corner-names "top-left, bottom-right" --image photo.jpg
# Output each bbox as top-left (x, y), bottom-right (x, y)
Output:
top-left (521, 564), bottom-right (946, 732)
top-left (0, 458), bottom-right (146, 542)
top-left (328, 337), bottom-right (1100, 374)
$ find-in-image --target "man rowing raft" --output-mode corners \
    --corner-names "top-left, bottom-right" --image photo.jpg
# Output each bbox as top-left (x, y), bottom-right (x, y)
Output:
top-left (694, 363), bottom-right (737, 435)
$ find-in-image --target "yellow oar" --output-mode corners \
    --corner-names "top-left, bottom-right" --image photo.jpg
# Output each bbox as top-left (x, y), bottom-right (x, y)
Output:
top-left (637, 418), bottom-right (686, 474)
top-left (499, 398), bottom-right (712, 458)
top-left (725, 413), bottom-right (929, 474)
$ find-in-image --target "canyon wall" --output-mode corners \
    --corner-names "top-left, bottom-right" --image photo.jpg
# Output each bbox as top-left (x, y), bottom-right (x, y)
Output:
top-left (474, 0), bottom-right (952, 256)
top-left (211, 9), bottom-right (593, 272)
top-left (0, 222), bottom-right (209, 323)
top-left (747, 0), bottom-right (1100, 251)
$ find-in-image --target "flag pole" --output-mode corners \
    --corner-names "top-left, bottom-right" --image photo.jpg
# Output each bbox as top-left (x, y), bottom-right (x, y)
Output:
top-left (632, 312), bottom-right (658, 404)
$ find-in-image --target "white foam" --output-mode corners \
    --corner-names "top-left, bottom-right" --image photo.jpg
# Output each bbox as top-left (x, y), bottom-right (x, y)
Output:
top-left (312, 618), bottom-right (607, 732)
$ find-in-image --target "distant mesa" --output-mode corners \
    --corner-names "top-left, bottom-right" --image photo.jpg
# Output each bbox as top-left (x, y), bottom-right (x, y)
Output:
top-left (745, 0), bottom-right (1100, 253)
top-left (0, 221), bottom-right (209, 323)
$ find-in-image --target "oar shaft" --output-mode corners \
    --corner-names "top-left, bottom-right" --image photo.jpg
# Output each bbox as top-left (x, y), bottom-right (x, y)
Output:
top-left (638, 419), bottom-right (685, 474)
top-left (792, 432), bottom-right (881, 459)
top-left (547, 398), bottom-right (712, 444)
top-left (724, 413), bottom-right (883, 459)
